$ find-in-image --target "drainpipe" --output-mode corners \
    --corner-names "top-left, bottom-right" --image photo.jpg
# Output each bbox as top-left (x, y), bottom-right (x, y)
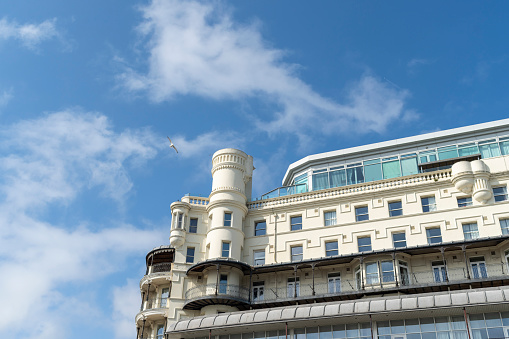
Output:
top-left (249, 268), bottom-right (253, 303)
top-left (462, 245), bottom-right (471, 280)
top-left (215, 264), bottom-right (220, 295)
top-left (293, 265), bottom-right (298, 298)
top-left (360, 257), bottom-right (365, 290)
top-left (311, 263), bottom-right (316, 296)
top-left (440, 247), bottom-right (449, 282)
top-left (392, 252), bottom-right (399, 287)
top-left (464, 307), bottom-right (471, 339)
top-left (274, 212), bottom-right (278, 263)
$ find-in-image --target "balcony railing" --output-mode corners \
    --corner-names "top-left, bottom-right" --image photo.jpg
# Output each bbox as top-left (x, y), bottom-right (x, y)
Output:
top-left (151, 263), bottom-right (172, 273)
top-left (141, 297), bottom-right (168, 311)
top-left (249, 263), bottom-right (508, 304)
top-left (184, 283), bottom-right (250, 309)
top-left (259, 183), bottom-right (308, 200)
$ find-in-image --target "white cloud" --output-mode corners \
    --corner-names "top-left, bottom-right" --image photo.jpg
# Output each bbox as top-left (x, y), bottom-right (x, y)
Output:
top-left (0, 17), bottom-right (60, 50)
top-left (0, 88), bottom-right (13, 109)
top-left (113, 279), bottom-right (143, 339)
top-left (171, 130), bottom-right (245, 158)
top-left (119, 0), bottom-right (417, 144)
top-left (0, 110), bottom-right (164, 338)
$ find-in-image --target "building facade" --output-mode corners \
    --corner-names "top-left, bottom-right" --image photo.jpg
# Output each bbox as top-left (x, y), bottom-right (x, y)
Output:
top-left (136, 119), bottom-right (509, 339)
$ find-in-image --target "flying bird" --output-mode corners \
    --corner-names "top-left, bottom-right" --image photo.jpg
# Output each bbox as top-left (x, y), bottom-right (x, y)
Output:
top-left (167, 136), bottom-right (178, 153)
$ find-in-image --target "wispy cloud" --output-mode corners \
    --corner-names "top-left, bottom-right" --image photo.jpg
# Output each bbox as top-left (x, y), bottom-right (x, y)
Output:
top-left (118, 0), bottom-right (417, 145)
top-left (0, 88), bottom-right (13, 110)
top-left (0, 110), bottom-right (164, 338)
top-left (170, 131), bottom-right (245, 158)
top-left (112, 279), bottom-right (143, 339)
top-left (0, 17), bottom-right (60, 50)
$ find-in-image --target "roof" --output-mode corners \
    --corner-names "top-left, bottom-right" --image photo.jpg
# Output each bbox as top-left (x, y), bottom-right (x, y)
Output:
top-left (282, 118), bottom-right (509, 185)
top-left (167, 286), bottom-right (509, 337)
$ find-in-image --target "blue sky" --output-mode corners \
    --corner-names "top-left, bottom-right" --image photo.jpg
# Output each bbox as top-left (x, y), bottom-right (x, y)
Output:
top-left (0, 1), bottom-right (508, 338)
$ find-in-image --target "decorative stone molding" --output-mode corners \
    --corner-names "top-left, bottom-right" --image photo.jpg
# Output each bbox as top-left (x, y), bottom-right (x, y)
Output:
top-left (452, 160), bottom-right (492, 204)
top-left (169, 229), bottom-right (186, 248)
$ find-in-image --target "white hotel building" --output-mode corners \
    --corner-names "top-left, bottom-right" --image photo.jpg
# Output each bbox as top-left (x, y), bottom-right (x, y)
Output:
top-left (136, 119), bottom-right (509, 339)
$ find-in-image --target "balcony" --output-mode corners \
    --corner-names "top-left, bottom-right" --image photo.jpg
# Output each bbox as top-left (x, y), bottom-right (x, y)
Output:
top-left (183, 283), bottom-right (250, 310)
top-left (248, 263), bottom-right (508, 309)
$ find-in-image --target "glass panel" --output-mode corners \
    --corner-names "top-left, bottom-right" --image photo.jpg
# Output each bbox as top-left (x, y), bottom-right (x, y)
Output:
top-left (391, 320), bottom-right (405, 334)
top-left (451, 316), bottom-right (466, 330)
top-left (484, 313), bottom-right (502, 327)
top-left (330, 169), bottom-right (347, 188)
top-left (401, 157), bottom-right (419, 176)
top-left (364, 163), bottom-right (383, 182)
top-left (313, 173), bottom-right (329, 191)
top-left (307, 327), bottom-right (319, 339)
top-left (458, 143), bottom-right (479, 157)
top-left (346, 324), bottom-right (359, 337)
top-left (437, 146), bottom-right (459, 160)
top-left (295, 329), bottom-right (305, 339)
top-left (333, 325), bottom-right (346, 338)
top-left (469, 314), bottom-right (485, 329)
top-left (420, 318), bottom-right (435, 332)
top-left (406, 319), bottom-right (420, 333)
top-left (479, 143), bottom-right (501, 158)
top-left (382, 160), bottom-right (401, 179)
top-left (320, 326), bottom-right (332, 339)
top-left (500, 141), bottom-right (509, 155)
top-left (347, 166), bottom-right (364, 185)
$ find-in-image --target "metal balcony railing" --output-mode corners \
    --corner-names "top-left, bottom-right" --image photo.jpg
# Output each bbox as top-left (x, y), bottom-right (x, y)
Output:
top-left (185, 283), bottom-right (250, 303)
top-left (250, 263), bottom-right (508, 304)
top-left (151, 263), bottom-right (172, 273)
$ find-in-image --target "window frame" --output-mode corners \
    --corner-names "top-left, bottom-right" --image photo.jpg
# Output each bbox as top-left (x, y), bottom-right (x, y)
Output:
top-left (421, 196), bottom-right (437, 213)
top-left (186, 247), bottom-right (195, 263)
top-left (462, 222), bottom-right (479, 240)
top-left (325, 241), bottom-right (339, 257)
top-left (224, 212), bottom-right (232, 227)
top-left (189, 218), bottom-right (198, 233)
top-left (290, 215), bottom-right (302, 231)
top-left (355, 206), bottom-right (369, 222)
top-left (253, 249), bottom-right (265, 266)
top-left (254, 220), bottom-right (267, 236)
top-left (493, 186), bottom-right (508, 202)
top-left (252, 281), bottom-right (264, 301)
top-left (392, 232), bottom-right (407, 248)
top-left (388, 201), bottom-right (403, 217)
top-left (426, 227), bottom-right (442, 244)
top-left (501, 219), bottom-right (509, 235)
top-left (357, 236), bottom-right (372, 252)
top-left (221, 241), bottom-right (230, 258)
top-left (291, 245), bottom-right (303, 262)
top-left (324, 211), bottom-right (337, 226)
top-left (457, 196), bottom-right (473, 208)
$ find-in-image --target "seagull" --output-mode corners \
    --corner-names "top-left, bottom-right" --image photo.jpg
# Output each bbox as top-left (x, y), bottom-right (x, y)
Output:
top-left (167, 136), bottom-right (178, 153)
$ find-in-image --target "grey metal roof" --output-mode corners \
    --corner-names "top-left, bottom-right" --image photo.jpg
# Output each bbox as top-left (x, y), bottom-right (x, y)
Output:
top-left (167, 286), bottom-right (509, 335)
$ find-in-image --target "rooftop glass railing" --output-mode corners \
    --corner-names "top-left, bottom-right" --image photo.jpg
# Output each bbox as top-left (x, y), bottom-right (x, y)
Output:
top-left (255, 136), bottom-right (509, 201)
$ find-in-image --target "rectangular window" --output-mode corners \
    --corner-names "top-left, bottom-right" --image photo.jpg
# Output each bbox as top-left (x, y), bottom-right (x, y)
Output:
top-left (457, 197), bottom-right (472, 208)
top-left (186, 247), bottom-right (195, 263)
top-left (291, 216), bottom-right (302, 231)
top-left (325, 241), bottom-right (339, 256)
top-left (501, 219), bottom-right (509, 235)
top-left (470, 257), bottom-right (488, 279)
top-left (381, 260), bottom-right (395, 282)
top-left (324, 211), bottom-right (337, 226)
top-left (355, 206), bottom-right (369, 222)
top-left (358, 236), bottom-right (372, 252)
top-left (328, 272), bottom-right (341, 293)
top-left (224, 212), bottom-right (232, 226)
top-left (463, 223), bottom-right (479, 240)
top-left (160, 287), bottom-right (169, 307)
top-left (252, 281), bottom-right (264, 301)
top-left (392, 232), bottom-right (406, 248)
top-left (221, 242), bottom-right (230, 257)
top-left (432, 261), bottom-right (447, 282)
top-left (365, 262), bottom-right (379, 284)
top-left (493, 186), bottom-right (508, 202)
top-left (255, 221), bottom-right (266, 236)
top-left (177, 213), bottom-right (183, 229)
top-left (427, 228), bottom-right (442, 244)
top-left (189, 218), bottom-right (198, 233)
top-left (388, 201), bottom-right (403, 217)
top-left (291, 245), bottom-right (303, 262)
top-left (253, 250), bottom-right (265, 265)
top-left (421, 196), bottom-right (437, 212)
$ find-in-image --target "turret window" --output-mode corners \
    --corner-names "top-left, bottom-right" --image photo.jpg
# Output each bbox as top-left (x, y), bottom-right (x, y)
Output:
top-left (222, 242), bottom-right (230, 258)
top-left (224, 212), bottom-right (232, 226)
